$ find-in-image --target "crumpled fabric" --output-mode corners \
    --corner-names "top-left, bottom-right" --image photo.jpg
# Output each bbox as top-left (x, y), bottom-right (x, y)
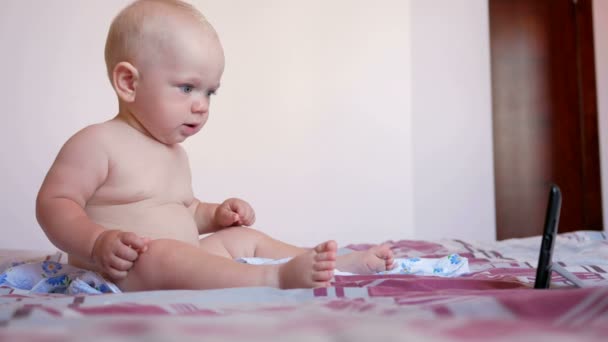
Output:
top-left (0, 259), bottom-right (120, 294)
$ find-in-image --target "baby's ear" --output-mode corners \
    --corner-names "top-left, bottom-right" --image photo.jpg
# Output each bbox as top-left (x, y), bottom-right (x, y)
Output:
top-left (112, 62), bottom-right (139, 103)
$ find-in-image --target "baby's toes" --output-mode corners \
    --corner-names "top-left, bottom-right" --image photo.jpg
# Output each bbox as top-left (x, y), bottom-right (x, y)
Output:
top-left (373, 245), bottom-right (392, 259)
top-left (315, 251), bottom-right (336, 263)
top-left (313, 260), bottom-right (335, 271)
top-left (373, 245), bottom-right (395, 271)
top-left (383, 249), bottom-right (395, 266)
top-left (314, 240), bottom-right (337, 254)
top-left (312, 269), bottom-right (334, 282)
top-left (382, 243), bottom-right (394, 254)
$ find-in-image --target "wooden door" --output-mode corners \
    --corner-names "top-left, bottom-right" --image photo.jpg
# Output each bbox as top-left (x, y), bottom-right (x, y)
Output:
top-left (490, 0), bottom-right (603, 240)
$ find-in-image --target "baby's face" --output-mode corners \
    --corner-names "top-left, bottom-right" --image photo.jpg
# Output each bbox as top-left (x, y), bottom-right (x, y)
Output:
top-left (131, 22), bottom-right (225, 145)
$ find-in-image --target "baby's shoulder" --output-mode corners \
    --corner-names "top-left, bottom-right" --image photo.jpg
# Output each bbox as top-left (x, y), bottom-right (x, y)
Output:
top-left (63, 121), bottom-right (140, 158)
top-left (54, 123), bottom-right (116, 163)
top-left (63, 122), bottom-right (116, 149)
top-left (70, 121), bottom-right (123, 146)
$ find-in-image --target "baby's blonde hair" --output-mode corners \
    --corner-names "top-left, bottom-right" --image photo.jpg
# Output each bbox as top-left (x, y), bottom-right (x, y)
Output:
top-left (104, 0), bottom-right (211, 82)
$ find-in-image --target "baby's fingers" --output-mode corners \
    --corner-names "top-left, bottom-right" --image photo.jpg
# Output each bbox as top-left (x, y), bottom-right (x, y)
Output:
top-left (218, 208), bottom-right (239, 226)
top-left (120, 232), bottom-right (147, 251)
top-left (109, 255), bottom-right (134, 272)
top-left (233, 202), bottom-right (255, 226)
top-left (140, 237), bottom-right (151, 253)
top-left (241, 212), bottom-right (256, 226)
top-left (115, 244), bottom-right (139, 262)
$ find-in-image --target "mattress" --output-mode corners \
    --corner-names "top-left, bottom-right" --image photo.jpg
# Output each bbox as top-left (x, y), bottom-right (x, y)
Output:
top-left (1, 230), bottom-right (607, 341)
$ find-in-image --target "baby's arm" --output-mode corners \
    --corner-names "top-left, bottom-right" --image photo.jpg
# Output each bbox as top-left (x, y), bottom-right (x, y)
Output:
top-left (36, 126), bottom-right (147, 279)
top-left (189, 198), bottom-right (256, 235)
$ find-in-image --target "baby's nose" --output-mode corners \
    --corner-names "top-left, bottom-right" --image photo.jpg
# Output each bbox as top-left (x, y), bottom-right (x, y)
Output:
top-left (192, 97), bottom-right (209, 114)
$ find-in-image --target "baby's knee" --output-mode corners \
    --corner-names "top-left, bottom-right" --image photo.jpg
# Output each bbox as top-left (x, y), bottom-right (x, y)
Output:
top-left (135, 239), bottom-right (184, 274)
top-left (117, 239), bottom-right (180, 291)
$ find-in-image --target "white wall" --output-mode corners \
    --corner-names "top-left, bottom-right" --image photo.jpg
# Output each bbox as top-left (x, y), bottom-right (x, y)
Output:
top-left (594, 0), bottom-right (608, 231)
top-left (0, 0), bottom-right (493, 251)
top-left (0, 1), bottom-right (126, 250)
top-left (410, 0), bottom-right (496, 241)
top-left (187, 0), bottom-right (414, 246)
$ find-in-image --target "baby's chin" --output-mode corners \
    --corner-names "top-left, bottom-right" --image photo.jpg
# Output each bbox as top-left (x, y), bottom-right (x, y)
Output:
top-left (151, 133), bottom-right (188, 146)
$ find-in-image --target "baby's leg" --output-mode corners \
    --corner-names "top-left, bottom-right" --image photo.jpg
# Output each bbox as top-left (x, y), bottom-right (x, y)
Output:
top-left (335, 244), bottom-right (395, 274)
top-left (198, 227), bottom-right (307, 259)
top-left (115, 238), bottom-right (337, 291)
top-left (199, 227), bottom-right (394, 275)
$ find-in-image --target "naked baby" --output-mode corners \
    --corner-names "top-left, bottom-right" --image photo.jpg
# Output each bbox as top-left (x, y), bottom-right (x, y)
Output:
top-left (36, 0), bottom-right (394, 291)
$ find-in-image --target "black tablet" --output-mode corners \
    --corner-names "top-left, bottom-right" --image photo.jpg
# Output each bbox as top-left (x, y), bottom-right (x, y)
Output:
top-left (534, 184), bottom-right (562, 289)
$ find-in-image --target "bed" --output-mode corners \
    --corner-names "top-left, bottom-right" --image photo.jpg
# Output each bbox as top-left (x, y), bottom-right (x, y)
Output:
top-left (1, 230), bottom-right (607, 341)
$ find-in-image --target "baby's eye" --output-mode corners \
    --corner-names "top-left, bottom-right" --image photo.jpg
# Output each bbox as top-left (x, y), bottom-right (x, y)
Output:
top-left (207, 90), bottom-right (217, 97)
top-left (179, 85), bottom-right (194, 93)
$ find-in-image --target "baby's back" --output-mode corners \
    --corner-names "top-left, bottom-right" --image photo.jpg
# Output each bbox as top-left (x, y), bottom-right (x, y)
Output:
top-left (69, 119), bottom-right (200, 271)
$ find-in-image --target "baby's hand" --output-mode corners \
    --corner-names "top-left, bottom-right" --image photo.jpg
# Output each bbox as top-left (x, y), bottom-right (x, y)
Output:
top-left (91, 230), bottom-right (149, 280)
top-left (214, 198), bottom-right (256, 228)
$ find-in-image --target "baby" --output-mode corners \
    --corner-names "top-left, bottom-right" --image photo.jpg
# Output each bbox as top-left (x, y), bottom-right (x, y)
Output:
top-left (36, 0), bottom-right (394, 291)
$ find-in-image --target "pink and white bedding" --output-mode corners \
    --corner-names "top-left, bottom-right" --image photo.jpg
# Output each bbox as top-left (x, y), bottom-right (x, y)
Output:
top-left (1, 231), bottom-right (607, 341)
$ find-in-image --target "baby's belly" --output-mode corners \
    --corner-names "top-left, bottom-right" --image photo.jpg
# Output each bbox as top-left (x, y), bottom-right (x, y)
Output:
top-left (86, 202), bottom-right (200, 243)
top-left (70, 202), bottom-right (200, 272)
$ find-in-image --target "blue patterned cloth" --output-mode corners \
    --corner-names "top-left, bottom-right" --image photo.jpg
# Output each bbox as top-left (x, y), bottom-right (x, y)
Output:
top-left (0, 260), bottom-right (120, 294)
top-left (382, 254), bottom-right (469, 277)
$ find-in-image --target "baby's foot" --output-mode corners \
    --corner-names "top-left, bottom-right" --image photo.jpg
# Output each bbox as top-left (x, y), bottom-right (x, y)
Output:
top-left (336, 244), bottom-right (394, 275)
top-left (278, 240), bottom-right (337, 289)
